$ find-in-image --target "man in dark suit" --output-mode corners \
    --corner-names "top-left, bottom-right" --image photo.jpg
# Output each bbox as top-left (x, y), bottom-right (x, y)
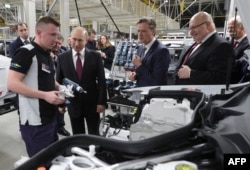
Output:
top-left (56, 27), bottom-right (106, 135)
top-left (227, 16), bottom-right (250, 83)
top-left (86, 29), bottom-right (97, 50)
top-left (8, 22), bottom-right (31, 58)
top-left (175, 11), bottom-right (234, 85)
top-left (128, 17), bottom-right (171, 87)
top-left (50, 32), bottom-right (71, 137)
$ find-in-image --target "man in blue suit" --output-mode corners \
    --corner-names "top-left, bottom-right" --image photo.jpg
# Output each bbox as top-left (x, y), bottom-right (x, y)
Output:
top-left (8, 22), bottom-right (31, 58)
top-left (128, 17), bottom-right (171, 87)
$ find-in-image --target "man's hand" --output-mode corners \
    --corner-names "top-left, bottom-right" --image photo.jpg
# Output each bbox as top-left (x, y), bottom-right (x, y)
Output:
top-left (132, 55), bottom-right (142, 68)
top-left (58, 107), bottom-right (67, 114)
top-left (96, 105), bottom-right (105, 113)
top-left (128, 71), bottom-right (136, 81)
top-left (43, 91), bottom-right (65, 105)
top-left (178, 65), bottom-right (191, 79)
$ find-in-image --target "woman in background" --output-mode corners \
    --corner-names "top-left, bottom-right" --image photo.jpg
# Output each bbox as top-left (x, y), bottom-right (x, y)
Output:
top-left (98, 35), bottom-right (116, 71)
top-left (98, 35), bottom-right (117, 112)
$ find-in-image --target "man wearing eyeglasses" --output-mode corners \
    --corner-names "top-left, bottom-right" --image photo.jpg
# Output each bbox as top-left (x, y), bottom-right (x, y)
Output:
top-left (227, 16), bottom-right (250, 83)
top-left (175, 11), bottom-right (234, 85)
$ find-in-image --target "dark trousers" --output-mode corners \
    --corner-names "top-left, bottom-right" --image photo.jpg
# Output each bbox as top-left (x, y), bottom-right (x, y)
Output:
top-left (56, 111), bottom-right (65, 129)
top-left (69, 111), bottom-right (100, 135)
top-left (20, 120), bottom-right (58, 157)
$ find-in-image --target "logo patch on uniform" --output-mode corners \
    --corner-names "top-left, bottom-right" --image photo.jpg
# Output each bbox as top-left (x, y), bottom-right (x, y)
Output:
top-left (41, 63), bottom-right (51, 73)
top-left (10, 63), bottom-right (21, 69)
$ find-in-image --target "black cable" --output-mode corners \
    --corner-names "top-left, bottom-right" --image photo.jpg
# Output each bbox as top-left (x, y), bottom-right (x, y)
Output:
top-left (100, 0), bottom-right (121, 36)
top-left (74, 0), bottom-right (82, 26)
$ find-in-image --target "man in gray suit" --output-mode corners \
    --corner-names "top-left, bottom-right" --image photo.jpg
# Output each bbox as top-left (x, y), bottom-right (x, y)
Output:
top-left (175, 11), bottom-right (234, 85)
top-left (227, 16), bottom-right (250, 83)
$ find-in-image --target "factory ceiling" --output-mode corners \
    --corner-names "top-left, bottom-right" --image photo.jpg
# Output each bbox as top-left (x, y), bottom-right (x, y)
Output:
top-left (0, 0), bottom-right (227, 34)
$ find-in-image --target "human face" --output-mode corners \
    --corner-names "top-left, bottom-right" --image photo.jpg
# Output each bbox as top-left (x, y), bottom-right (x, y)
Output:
top-left (100, 36), bottom-right (107, 45)
top-left (137, 22), bottom-right (155, 45)
top-left (71, 28), bottom-right (87, 52)
top-left (52, 38), bottom-right (63, 52)
top-left (189, 18), bottom-right (209, 43)
top-left (227, 21), bottom-right (244, 39)
top-left (17, 24), bottom-right (29, 39)
top-left (36, 23), bottom-right (59, 50)
top-left (88, 33), bottom-right (96, 42)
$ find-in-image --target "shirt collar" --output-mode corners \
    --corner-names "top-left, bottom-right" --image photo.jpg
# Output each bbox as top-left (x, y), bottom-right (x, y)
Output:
top-left (200, 30), bottom-right (216, 43)
top-left (73, 48), bottom-right (85, 57)
top-left (236, 34), bottom-right (247, 43)
top-left (20, 37), bottom-right (29, 43)
top-left (32, 41), bottom-right (50, 55)
top-left (144, 37), bottom-right (156, 52)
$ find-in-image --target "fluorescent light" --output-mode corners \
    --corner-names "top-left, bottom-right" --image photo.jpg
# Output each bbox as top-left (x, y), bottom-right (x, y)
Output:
top-left (5, 4), bottom-right (11, 8)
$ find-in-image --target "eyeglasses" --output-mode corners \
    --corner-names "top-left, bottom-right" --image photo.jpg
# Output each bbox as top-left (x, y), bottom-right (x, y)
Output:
top-left (189, 22), bottom-right (207, 30)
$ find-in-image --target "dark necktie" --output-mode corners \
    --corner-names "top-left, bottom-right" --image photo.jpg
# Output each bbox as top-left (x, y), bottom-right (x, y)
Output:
top-left (24, 39), bottom-right (29, 44)
top-left (233, 40), bottom-right (239, 48)
top-left (76, 53), bottom-right (83, 80)
top-left (182, 42), bottom-right (199, 65)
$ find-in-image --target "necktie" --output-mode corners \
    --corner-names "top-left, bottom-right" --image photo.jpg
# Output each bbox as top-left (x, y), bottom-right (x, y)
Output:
top-left (141, 47), bottom-right (147, 60)
top-left (233, 40), bottom-right (239, 48)
top-left (24, 39), bottom-right (29, 44)
top-left (76, 53), bottom-right (83, 80)
top-left (182, 42), bottom-right (199, 65)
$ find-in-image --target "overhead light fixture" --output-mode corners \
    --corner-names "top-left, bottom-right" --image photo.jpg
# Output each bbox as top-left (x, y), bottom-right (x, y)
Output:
top-left (5, 4), bottom-right (11, 8)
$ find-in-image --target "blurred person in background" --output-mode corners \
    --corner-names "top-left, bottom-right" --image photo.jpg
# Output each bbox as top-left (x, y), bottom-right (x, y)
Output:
top-left (86, 29), bottom-right (98, 50)
top-left (50, 32), bottom-right (71, 136)
top-left (97, 34), bottom-right (116, 112)
top-left (227, 15), bottom-right (250, 83)
top-left (9, 22), bottom-right (31, 58)
top-left (98, 35), bottom-right (116, 71)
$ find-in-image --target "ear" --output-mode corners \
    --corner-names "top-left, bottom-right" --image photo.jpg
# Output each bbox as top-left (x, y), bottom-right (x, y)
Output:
top-left (36, 29), bottom-right (42, 37)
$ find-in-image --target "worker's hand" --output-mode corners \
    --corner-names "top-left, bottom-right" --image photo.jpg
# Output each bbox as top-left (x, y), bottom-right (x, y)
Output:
top-left (43, 91), bottom-right (65, 105)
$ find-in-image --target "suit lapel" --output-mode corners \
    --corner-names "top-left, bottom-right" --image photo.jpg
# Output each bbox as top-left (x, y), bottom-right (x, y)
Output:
top-left (143, 40), bottom-right (159, 60)
top-left (187, 34), bottom-right (216, 64)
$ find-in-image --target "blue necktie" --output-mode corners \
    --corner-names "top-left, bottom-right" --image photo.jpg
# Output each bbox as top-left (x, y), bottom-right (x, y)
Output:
top-left (24, 39), bottom-right (29, 44)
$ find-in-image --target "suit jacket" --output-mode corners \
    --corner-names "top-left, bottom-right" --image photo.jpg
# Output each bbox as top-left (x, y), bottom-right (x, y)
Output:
top-left (231, 36), bottom-right (250, 83)
top-left (56, 48), bottom-right (106, 118)
top-left (8, 37), bottom-right (24, 58)
top-left (135, 39), bottom-right (171, 87)
top-left (175, 33), bottom-right (234, 85)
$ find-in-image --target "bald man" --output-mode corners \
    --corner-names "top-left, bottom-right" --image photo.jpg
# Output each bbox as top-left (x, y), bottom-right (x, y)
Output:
top-left (175, 11), bottom-right (234, 85)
